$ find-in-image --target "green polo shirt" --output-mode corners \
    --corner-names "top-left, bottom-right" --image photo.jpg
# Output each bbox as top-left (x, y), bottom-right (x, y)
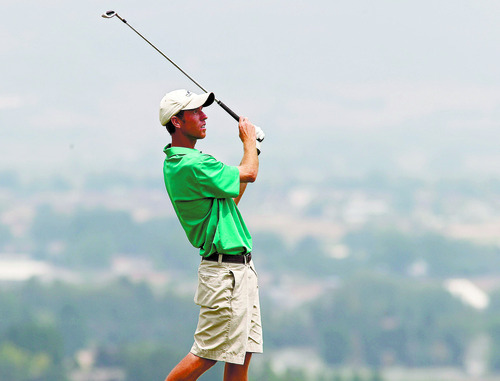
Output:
top-left (163, 145), bottom-right (252, 257)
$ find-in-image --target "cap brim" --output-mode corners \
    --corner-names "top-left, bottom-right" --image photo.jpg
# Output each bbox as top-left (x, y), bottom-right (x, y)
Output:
top-left (182, 92), bottom-right (215, 111)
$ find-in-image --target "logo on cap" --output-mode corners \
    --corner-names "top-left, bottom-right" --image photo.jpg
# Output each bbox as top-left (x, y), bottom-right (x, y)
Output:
top-left (186, 91), bottom-right (192, 97)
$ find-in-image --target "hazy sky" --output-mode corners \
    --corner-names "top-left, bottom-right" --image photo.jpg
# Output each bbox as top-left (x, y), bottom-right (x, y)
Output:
top-left (2, 0), bottom-right (500, 179)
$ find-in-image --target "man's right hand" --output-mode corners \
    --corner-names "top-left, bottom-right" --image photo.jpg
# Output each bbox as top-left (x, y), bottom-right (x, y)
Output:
top-left (238, 117), bottom-right (257, 146)
top-left (237, 116), bottom-right (259, 183)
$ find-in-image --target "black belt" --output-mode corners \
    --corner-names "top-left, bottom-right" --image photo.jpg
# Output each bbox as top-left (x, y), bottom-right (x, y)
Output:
top-left (203, 252), bottom-right (252, 264)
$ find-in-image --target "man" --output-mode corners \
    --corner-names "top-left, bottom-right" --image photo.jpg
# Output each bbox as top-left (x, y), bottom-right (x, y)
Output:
top-left (159, 89), bottom-right (263, 381)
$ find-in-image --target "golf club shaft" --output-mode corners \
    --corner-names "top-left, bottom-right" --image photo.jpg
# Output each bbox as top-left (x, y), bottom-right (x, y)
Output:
top-left (104, 11), bottom-right (240, 122)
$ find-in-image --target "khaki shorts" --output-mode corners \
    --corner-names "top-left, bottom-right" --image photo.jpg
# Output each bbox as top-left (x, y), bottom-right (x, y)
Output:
top-left (190, 257), bottom-right (263, 365)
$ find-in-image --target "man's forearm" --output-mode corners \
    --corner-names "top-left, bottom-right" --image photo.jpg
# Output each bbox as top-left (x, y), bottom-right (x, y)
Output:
top-left (235, 116), bottom-right (259, 205)
top-left (235, 141), bottom-right (259, 205)
top-left (233, 182), bottom-right (248, 206)
top-left (238, 141), bottom-right (259, 183)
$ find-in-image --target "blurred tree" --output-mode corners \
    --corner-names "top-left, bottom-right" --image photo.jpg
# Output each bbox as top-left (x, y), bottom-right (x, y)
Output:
top-left (369, 370), bottom-right (384, 381)
top-left (0, 342), bottom-right (51, 381)
top-left (320, 326), bottom-right (351, 365)
top-left (289, 235), bottom-right (336, 277)
top-left (0, 322), bottom-right (67, 381)
top-left (58, 303), bottom-right (87, 355)
top-left (343, 227), bottom-right (500, 277)
top-left (282, 367), bottom-right (308, 381)
top-left (487, 315), bottom-right (500, 371)
top-left (30, 205), bottom-right (199, 270)
top-left (0, 269), bottom-right (483, 377)
top-left (312, 274), bottom-right (476, 367)
top-left (138, 216), bottom-right (198, 270)
top-left (5, 322), bottom-right (64, 364)
top-left (30, 205), bottom-right (71, 257)
top-left (64, 231), bottom-right (116, 268)
top-left (117, 343), bottom-right (184, 381)
top-left (249, 361), bottom-right (281, 381)
top-left (351, 372), bottom-right (363, 381)
top-left (251, 231), bottom-right (290, 272)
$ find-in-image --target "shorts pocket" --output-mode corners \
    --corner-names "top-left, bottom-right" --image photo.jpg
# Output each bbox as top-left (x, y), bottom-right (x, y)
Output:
top-left (194, 266), bottom-right (234, 309)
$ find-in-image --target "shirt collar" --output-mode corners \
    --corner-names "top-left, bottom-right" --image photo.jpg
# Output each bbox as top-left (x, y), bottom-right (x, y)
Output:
top-left (163, 144), bottom-right (200, 158)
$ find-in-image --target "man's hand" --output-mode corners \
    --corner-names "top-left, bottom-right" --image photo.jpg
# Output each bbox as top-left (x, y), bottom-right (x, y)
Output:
top-left (235, 116), bottom-right (260, 205)
top-left (239, 117), bottom-right (262, 154)
top-left (237, 116), bottom-right (259, 183)
top-left (238, 117), bottom-right (256, 145)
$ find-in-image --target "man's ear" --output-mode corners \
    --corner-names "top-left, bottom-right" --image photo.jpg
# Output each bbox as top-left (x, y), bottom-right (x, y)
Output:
top-left (171, 115), bottom-right (181, 129)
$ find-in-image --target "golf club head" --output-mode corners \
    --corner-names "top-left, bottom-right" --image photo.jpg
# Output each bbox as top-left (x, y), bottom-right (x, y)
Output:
top-left (101, 10), bottom-right (117, 19)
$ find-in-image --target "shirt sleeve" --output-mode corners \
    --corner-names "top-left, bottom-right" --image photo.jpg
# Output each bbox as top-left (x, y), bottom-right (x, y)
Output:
top-left (193, 155), bottom-right (240, 198)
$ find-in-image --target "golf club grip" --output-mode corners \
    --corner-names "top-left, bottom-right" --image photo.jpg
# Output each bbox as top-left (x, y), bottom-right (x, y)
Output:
top-left (217, 99), bottom-right (261, 155)
top-left (216, 100), bottom-right (240, 122)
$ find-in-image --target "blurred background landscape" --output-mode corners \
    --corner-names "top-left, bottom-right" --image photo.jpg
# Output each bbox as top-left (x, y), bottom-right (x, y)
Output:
top-left (1, 0), bottom-right (500, 380)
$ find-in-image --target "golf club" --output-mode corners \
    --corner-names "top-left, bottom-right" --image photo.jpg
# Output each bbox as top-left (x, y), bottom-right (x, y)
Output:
top-left (101, 10), bottom-right (241, 122)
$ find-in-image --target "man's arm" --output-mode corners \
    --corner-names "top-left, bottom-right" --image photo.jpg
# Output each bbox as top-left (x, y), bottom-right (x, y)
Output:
top-left (234, 117), bottom-right (259, 206)
top-left (233, 182), bottom-right (248, 206)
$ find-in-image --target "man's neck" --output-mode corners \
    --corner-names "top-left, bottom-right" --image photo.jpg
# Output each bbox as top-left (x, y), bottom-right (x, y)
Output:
top-left (171, 135), bottom-right (196, 149)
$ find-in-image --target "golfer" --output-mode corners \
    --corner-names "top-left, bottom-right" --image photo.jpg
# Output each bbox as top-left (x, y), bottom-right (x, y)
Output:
top-left (160, 89), bottom-right (263, 381)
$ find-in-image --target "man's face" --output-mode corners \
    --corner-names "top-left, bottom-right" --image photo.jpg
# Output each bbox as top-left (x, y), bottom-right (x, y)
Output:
top-left (176, 107), bottom-right (208, 141)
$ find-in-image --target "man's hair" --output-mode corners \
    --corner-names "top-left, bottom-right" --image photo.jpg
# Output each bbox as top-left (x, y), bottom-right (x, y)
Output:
top-left (165, 110), bottom-right (184, 135)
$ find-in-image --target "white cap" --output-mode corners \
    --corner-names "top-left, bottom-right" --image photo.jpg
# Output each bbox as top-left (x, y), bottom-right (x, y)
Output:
top-left (159, 89), bottom-right (215, 126)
